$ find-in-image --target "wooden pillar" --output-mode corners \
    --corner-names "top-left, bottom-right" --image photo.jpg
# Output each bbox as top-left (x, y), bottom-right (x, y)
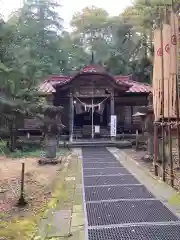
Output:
top-left (110, 92), bottom-right (115, 115)
top-left (131, 106), bottom-right (133, 125)
top-left (69, 92), bottom-right (74, 142)
top-left (110, 90), bottom-right (115, 140)
top-left (107, 102), bottom-right (110, 125)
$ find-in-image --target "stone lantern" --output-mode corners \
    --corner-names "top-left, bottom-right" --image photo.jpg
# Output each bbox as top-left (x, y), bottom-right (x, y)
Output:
top-left (139, 93), bottom-right (154, 161)
top-left (132, 112), bottom-right (146, 133)
top-left (38, 95), bottom-right (65, 165)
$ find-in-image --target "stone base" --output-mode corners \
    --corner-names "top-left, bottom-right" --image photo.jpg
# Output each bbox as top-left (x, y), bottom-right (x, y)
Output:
top-left (141, 154), bottom-right (153, 162)
top-left (38, 157), bottom-right (62, 165)
top-left (135, 145), bottom-right (147, 151)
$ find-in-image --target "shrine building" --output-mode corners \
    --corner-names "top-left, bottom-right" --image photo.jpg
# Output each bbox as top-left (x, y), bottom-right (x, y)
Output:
top-left (33, 64), bottom-right (152, 141)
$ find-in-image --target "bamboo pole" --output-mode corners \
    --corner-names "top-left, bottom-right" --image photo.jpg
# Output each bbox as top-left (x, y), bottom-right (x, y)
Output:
top-left (168, 74), bottom-right (174, 186)
top-left (173, 6), bottom-right (180, 168)
top-left (152, 27), bottom-right (158, 177)
top-left (154, 122), bottom-right (158, 176)
top-left (169, 122), bottom-right (174, 186)
top-left (166, 6), bottom-right (174, 187)
top-left (176, 78), bottom-right (180, 169)
top-left (160, 9), bottom-right (166, 182)
top-left (171, 0), bottom-right (180, 169)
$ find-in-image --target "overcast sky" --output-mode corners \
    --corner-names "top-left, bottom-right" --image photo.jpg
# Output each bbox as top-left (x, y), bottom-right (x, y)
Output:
top-left (1, 0), bottom-right (132, 29)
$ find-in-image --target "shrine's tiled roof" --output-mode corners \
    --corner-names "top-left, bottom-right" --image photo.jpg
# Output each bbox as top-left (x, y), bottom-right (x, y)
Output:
top-left (39, 74), bottom-right (152, 94)
top-left (39, 65), bottom-right (152, 94)
top-left (39, 81), bottom-right (56, 93)
top-left (115, 76), bottom-right (152, 93)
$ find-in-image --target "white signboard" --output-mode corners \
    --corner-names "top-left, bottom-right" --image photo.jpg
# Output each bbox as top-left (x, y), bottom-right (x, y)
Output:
top-left (95, 125), bottom-right (100, 133)
top-left (110, 115), bottom-right (117, 137)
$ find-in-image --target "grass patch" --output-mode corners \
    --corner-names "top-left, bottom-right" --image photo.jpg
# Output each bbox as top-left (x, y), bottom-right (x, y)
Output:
top-left (0, 196), bottom-right (51, 240)
top-left (0, 216), bottom-right (39, 240)
top-left (0, 141), bottom-right (69, 158)
top-left (168, 193), bottom-right (180, 206)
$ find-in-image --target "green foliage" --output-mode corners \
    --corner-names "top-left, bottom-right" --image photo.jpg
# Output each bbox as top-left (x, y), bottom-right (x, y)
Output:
top-left (0, 140), bottom-right (41, 158)
top-left (69, 1), bottom-right (178, 78)
top-left (0, 0), bottom-right (66, 151)
top-left (0, 0), bottom-right (178, 145)
top-left (69, 4), bottom-right (156, 77)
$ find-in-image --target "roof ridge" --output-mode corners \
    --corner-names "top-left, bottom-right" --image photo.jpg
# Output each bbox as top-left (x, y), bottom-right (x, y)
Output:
top-left (119, 77), bottom-right (152, 87)
top-left (127, 79), bottom-right (151, 86)
top-left (40, 74), bottom-right (152, 94)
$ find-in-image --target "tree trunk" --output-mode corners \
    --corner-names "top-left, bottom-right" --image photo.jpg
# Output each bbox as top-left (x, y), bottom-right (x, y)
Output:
top-left (8, 120), bottom-right (18, 152)
top-left (9, 122), bottom-right (15, 152)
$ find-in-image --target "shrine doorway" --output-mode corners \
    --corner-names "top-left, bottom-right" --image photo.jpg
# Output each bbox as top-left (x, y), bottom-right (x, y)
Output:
top-left (73, 97), bottom-right (109, 139)
top-left (66, 64), bottom-right (130, 141)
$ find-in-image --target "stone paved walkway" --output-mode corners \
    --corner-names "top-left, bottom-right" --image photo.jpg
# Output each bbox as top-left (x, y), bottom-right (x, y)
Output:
top-left (82, 147), bottom-right (180, 240)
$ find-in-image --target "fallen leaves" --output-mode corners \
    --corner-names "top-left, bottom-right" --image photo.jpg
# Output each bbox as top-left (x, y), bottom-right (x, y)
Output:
top-left (0, 156), bottom-right (63, 222)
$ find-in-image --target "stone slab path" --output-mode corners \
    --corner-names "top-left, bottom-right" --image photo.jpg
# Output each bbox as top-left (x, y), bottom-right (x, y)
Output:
top-left (36, 149), bottom-right (85, 240)
top-left (82, 147), bottom-right (180, 240)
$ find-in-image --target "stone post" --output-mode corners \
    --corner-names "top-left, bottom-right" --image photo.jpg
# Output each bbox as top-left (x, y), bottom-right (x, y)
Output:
top-left (69, 92), bottom-right (74, 142)
top-left (142, 93), bottom-right (154, 161)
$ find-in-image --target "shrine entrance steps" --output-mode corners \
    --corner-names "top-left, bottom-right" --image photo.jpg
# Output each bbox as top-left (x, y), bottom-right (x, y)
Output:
top-left (81, 147), bottom-right (180, 240)
top-left (59, 139), bottom-right (132, 148)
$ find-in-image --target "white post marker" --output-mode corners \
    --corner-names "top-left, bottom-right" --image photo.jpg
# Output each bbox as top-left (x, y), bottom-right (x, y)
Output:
top-left (110, 115), bottom-right (117, 137)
